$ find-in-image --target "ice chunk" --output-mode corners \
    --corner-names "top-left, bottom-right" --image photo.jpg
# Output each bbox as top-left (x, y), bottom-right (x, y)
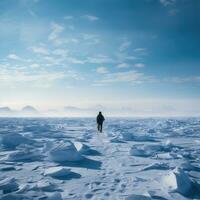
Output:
top-left (49, 142), bottom-right (83, 162)
top-left (44, 166), bottom-right (71, 178)
top-left (121, 132), bottom-right (157, 142)
top-left (0, 177), bottom-right (19, 193)
top-left (130, 144), bottom-right (159, 157)
top-left (44, 166), bottom-right (81, 180)
top-left (73, 142), bottom-right (100, 155)
top-left (130, 141), bottom-right (180, 158)
top-left (0, 133), bottom-right (33, 148)
top-left (142, 162), bottom-right (170, 171)
top-left (49, 141), bottom-right (83, 162)
top-left (7, 150), bottom-right (41, 162)
top-left (156, 153), bottom-right (173, 160)
top-left (36, 180), bottom-right (58, 191)
top-left (1, 194), bottom-right (28, 200)
top-left (130, 145), bottom-right (152, 157)
top-left (161, 167), bottom-right (193, 196)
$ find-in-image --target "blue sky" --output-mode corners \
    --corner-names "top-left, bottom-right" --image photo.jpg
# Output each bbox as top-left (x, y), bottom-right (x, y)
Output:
top-left (0, 0), bottom-right (199, 115)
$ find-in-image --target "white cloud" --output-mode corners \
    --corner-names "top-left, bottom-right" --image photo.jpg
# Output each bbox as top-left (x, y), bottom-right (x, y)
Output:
top-left (48, 22), bottom-right (64, 41)
top-left (96, 67), bottom-right (109, 74)
top-left (7, 54), bottom-right (21, 60)
top-left (117, 63), bottom-right (129, 68)
top-left (134, 63), bottom-right (145, 68)
top-left (31, 46), bottom-right (49, 55)
top-left (119, 41), bottom-right (132, 52)
top-left (82, 15), bottom-right (99, 21)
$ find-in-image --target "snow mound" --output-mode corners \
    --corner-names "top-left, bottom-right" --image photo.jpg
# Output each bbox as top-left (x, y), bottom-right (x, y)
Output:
top-left (161, 167), bottom-right (193, 196)
top-left (0, 133), bottom-right (33, 148)
top-left (48, 141), bottom-right (83, 162)
top-left (0, 177), bottom-right (19, 193)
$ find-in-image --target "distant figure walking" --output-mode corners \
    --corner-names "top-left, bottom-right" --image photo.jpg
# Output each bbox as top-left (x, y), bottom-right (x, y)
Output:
top-left (96, 112), bottom-right (105, 133)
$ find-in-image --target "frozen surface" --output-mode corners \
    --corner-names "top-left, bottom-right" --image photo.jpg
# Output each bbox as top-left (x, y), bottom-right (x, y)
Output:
top-left (0, 117), bottom-right (200, 199)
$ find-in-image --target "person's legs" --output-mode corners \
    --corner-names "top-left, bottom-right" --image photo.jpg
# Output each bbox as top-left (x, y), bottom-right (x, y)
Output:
top-left (100, 123), bottom-right (103, 132)
top-left (97, 124), bottom-right (100, 131)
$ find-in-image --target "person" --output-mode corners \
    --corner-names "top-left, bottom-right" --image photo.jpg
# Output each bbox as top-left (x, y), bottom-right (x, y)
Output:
top-left (96, 112), bottom-right (105, 133)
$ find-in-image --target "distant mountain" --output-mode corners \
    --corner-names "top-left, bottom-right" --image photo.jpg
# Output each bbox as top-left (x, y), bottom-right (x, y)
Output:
top-left (0, 107), bottom-right (13, 114)
top-left (21, 105), bottom-right (38, 113)
top-left (0, 107), bottom-right (12, 112)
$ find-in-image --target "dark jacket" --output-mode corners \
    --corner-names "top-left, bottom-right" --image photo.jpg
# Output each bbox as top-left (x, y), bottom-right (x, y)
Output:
top-left (96, 114), bottom-right (105, 124)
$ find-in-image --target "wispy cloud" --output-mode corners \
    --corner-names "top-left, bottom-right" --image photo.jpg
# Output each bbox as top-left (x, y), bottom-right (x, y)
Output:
top-left (7, 54), bottom-right (21, 60)
top-left (159, 0), bottom-right (179, 16)
top-left (29, 63), bottom-right (40, 68)
top-left (0, 69), bottom-right (65, 85)
top-left (134, 63), bottom-right (145, 68)
top-left (97, 70), bottom-right (146, 84)
top-left (160, 0), bottom-right (176, 7)
top-left (96, 67), bottom-right (109, 74)
top-left (134, 48), bottom-right (146, 52)
top-left (48, 22), bottom-right (64, 41)
top-left (82, 15), bottom-right (99, 21)
top-left (87, 55), bottom-right (114, 64)
top-left (82, 33), bottom-right (100, 45)
top-left (67, 57), bottom-right (85, 64)
top-left (119, 40), bottom-right (132, 52)
top-left (165, 76), bottom-right (200, 83)
top-left (117, 63), bottom-right (129, 68)
top-left (52, 48), bottom-right (68, 57)
top-left (64, 16), bottom-right (74, 20)
top-left (30, 46), bottom-right (49, 55)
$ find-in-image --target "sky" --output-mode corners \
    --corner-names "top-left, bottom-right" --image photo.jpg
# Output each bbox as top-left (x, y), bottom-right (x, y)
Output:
top-left (0, 0), bottom-right (200, 116)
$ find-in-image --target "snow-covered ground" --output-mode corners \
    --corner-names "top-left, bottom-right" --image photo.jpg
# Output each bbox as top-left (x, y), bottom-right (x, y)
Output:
top-left (0, 117), bottom-right (200, 200)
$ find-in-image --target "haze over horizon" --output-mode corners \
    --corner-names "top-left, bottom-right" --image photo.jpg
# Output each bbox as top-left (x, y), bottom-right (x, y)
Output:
top-left (0, 0), bottom-right (200, 116)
